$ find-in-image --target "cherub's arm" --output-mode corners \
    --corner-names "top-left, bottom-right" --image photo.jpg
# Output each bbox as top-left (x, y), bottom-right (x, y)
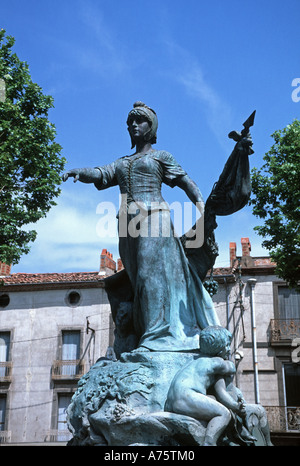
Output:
top-left (213, 377), bottom-right (239, 410)
top-left (213, 376), bottom-right (246, 416)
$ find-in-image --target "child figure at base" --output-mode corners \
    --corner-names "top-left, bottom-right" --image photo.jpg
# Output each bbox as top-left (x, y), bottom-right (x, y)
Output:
top-left (165, 325), bottom-right (250, 446)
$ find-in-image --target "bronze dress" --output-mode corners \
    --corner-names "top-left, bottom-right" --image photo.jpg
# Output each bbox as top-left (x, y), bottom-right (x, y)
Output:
top-left (95, 150), bottom-right (220, 351)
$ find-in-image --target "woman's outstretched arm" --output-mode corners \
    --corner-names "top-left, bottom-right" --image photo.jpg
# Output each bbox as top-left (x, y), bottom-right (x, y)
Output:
top-left (62, 167), bottom-right (102, 184)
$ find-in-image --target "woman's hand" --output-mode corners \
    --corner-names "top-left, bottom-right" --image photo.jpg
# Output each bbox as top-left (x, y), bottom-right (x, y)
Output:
top-left (236, 131), bottom-right (254, 155)
top-left (62, 168), bottom-right (81, 182)
top-left (62, 168), bottom-right (102, 184)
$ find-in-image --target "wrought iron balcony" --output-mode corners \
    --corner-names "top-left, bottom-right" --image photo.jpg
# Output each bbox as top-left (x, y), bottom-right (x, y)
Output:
top-left (270, 319), bottom-right (300, 344)
top-left (0, 361), bottom-right (12, 382)
top-left (45, 429), bottom-right (72, 442)
top-left (265, 406), bottom-right (300, 432)
top-left (51, 359), bottom-right (85, 380)
top-left (0, 431), bottom-right (11, 443)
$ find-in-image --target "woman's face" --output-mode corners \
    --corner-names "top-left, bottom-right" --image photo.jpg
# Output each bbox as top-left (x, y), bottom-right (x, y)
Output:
top-left (128, 114), bottom-right (151, 142)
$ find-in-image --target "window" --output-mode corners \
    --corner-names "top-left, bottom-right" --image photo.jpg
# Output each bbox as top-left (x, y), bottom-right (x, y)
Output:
top-left (284, 364), bottom-right (300, 406)
top-left (278, 287), bottom-right (300, 320)
top-left (61, 330), bottom-right (80, 376)
top-left (57, 394), bottom-right (72, 442)
top-left (283, 364), bottom-right (300, 431)
top-left (0, 294), bottom-right (9, 308)
top-left (66, 291), bottom-right (81, 307)
top-left (52, 330), bottom-right (84, 380)
top-left (0, 395), bottom-right (6, 433)
top-left (62, 330), bottom-right (80, 360)
top-left (0, 333), bottom-right (10, 378)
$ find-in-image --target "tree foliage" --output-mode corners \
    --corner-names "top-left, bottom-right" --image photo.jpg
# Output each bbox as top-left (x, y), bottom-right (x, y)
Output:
top-left (250, 120), bottom-right (300, 289)
top-left (0, 30), bottom-right (66, 265)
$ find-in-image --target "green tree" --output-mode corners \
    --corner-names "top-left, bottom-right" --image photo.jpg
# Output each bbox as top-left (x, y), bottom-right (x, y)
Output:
top-left (250, 119), bottom-right (300, 289)
top-left (0, 30), bottom-right (65, 265)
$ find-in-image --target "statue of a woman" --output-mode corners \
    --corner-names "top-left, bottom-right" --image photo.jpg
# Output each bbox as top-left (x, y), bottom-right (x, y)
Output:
top-left (62, 102), bottom-right (252, 353)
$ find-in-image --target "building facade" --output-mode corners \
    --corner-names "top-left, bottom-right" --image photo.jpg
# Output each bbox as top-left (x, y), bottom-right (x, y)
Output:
top-left (211, 238), bottom-right (300, 446)
top-left (0, 242), bottom-right (299, 445)
top-left (0, 250), bottom-right (115, 444)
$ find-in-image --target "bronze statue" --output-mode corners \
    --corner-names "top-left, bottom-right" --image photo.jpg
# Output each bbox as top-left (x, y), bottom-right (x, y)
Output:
top-left (63, 102), bottom-right (253, 353)
top-left (64, 103), bottom-right (274, 447)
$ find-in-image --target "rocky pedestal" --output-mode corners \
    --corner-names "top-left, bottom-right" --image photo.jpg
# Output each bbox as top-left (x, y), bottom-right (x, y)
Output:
top-left (66, 351), bottom-right (272, 446)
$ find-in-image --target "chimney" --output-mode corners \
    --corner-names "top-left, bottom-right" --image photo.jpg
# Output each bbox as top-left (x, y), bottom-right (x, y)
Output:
top-left (99, 249), bottom-right (116, 276)
top-left (240, 237), bottom-right (254, 267)
top-left (117, 258), bottom-right (124, 272)
top-left (0, 262), bottom-right (11, 276)
top-left (229, 242), bottom-right (237, 267)
top-left (241, 238), bottom-right (251, 257)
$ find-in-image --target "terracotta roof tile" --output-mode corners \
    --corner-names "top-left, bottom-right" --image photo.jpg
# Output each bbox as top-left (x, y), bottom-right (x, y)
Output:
top-left (1, 267), bottom-right (234, 285)
top-left (1, 271), bottom-right (105, 285)
top-left (0, 259), bottom-right (276, 288)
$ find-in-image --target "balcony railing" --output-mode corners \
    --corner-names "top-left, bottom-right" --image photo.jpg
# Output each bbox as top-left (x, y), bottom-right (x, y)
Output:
top-left (265, 406), bottom-right (300, 432)
top-left (51, 360), bottom-right (85, 380)
top-left (45, 429), bottom-right (72, 442)
top-left (0, 431), bottom-right (11, 443)
top-left (0, 361), bottom-right (12, 382)
top-left (270, 319), bottom-right (300, 343)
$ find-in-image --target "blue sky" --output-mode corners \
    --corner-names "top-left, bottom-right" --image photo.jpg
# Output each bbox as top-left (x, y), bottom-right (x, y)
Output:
top-left (2, 0), bottom-right (300, 273)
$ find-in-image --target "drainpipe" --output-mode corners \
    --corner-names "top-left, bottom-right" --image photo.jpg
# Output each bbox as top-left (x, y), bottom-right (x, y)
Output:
top-left (248, 278), bottom-right (260, 404)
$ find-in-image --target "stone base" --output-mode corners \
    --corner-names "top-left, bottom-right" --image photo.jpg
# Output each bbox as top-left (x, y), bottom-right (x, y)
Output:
top-left (66, 351), bottom-right (272, 446)
top-left (89, 411), bottom-right (207, 446)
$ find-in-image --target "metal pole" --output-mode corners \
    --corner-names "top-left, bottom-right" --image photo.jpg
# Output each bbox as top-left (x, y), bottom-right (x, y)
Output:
top-left (248, 278), bottom-right (260, 404)
top-left (224, 277), bottom-right (230, 330)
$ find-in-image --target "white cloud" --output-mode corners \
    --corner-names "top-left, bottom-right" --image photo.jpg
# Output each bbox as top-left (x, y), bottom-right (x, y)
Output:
top-left (14, 188), bottom-right (119, 273)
